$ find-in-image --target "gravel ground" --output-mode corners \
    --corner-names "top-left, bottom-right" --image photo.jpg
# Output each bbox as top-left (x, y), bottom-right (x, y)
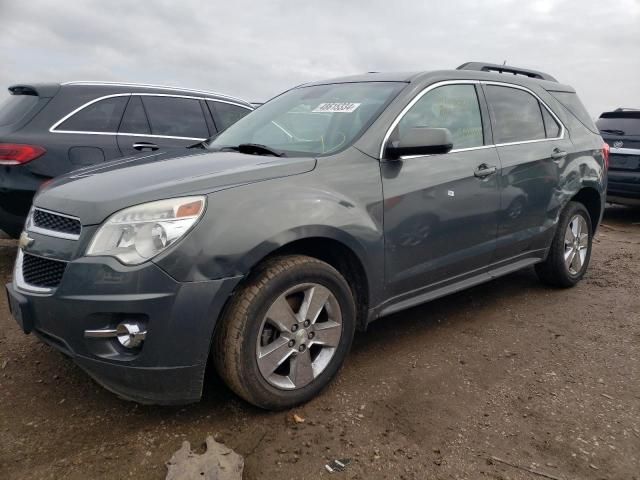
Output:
top-left (0, 206), bottom-right (639, 480)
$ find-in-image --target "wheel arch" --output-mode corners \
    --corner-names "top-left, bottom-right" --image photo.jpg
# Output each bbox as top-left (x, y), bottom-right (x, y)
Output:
top-left (570, 186), bottom-right (603, 233)
top-left (237, 230), bottom-right (373, 331)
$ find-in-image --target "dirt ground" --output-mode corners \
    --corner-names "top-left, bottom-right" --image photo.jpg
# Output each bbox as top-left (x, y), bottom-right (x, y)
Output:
top-left (1, 206), bottom-right (639, 480)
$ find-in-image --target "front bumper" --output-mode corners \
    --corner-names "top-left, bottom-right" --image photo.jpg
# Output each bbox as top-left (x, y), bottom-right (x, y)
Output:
top-left (6, 256), bottom-right (242, 405)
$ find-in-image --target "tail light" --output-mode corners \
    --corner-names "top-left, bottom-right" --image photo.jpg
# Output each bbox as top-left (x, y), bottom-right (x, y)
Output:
top-left (602, 142), bottom-right (610, 170)
top-left (0, 143), bottom-right (46, 165)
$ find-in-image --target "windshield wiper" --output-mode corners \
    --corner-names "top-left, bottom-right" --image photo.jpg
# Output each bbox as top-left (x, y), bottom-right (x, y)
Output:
top-left (601, 129), bottom-right (625, 135)
top-left (236, 143), bottom-right (286, 157)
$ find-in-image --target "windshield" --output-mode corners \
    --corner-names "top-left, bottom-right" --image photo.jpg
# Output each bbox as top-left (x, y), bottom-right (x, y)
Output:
top-left (207, 82), bottom-right (405, 157)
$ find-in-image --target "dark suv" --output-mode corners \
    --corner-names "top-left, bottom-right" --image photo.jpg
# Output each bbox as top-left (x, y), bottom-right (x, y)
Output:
top-left (0, 82), bottom-right (253, 237)
top-left (6, 63), bottom-right (607, 410)
top-left (597, 108), bottom-right (640, 205)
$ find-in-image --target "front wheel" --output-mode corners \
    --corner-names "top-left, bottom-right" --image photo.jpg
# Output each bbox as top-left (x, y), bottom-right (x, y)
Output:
top-left (535, 201), bottom-right (593, 288)
top-left (213, 255), bottom-right (356, 410)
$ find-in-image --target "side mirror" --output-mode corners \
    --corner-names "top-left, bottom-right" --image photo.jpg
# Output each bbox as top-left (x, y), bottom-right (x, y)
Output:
top-left (385, 127), bottom-right (453, 160)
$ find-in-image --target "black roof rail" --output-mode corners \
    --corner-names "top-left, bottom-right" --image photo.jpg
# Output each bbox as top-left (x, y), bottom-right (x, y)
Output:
top-left (456, 62), bottom-right (558, 82)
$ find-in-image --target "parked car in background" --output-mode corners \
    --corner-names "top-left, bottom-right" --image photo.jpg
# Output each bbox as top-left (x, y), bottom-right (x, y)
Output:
top-left (597, 108), bottom-right (640, 206)
top-left (0, 82), bottom-right (253, 237)
top-left (7, 63), bottom-right (606, 410)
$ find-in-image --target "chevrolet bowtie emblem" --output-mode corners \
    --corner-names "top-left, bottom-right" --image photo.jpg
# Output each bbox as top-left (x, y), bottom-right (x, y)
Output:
top-left (18, 231), bottom-right (34, 249)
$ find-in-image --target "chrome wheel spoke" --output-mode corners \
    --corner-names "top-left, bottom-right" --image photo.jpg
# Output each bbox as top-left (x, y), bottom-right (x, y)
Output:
top-left (578, 248), bottom-right (587, 267)
top-left (564, 226), bottom-right (574, 245)
top-left (564, 248), bottom-right (576, 268)
top-left (571, 218), bottom-right (581, 237)
top-left (257, 337), bottom-right (293, 377)
top-left (265, 296), bottom-right (297, 333)
top-left (578, 233), bottom-right (589, 249)
top-left (571, 249), bottom-right (583, 272)
top-left (299, 285), bottom-right (331, 324)
top-left (311, 321), bottom-right (341, 347)
top-left (290, 349), bottom-right (314, 388)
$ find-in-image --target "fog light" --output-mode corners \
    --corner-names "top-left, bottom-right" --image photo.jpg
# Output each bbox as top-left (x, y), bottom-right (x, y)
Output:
top-left (84, 321), bottom-right (147, 349)
top-left (116, 322), bottom-right (146, 348)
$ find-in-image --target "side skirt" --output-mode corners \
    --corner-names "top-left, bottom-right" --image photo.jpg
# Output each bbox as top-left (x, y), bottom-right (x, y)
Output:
top-left (369, 251), bottom-right (546, 323)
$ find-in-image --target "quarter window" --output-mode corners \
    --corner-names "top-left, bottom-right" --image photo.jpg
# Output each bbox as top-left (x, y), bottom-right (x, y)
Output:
top-left (141, 96), bottom-right (209, 139)
top-left (486, 86), bottom-right (546, 143)
top-left (57, 96), bottom-right (128, 132)
top-left (541, 106), bottom-right (561, 138)
top-left (210, 101), bottom-right (251, 131)
top-left (119, 96), bottom-right (150, 134)
top-left (396, 84), bottom-right (484, 150)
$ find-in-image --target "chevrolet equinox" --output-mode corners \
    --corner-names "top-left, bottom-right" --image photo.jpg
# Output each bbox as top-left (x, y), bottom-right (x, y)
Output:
top-left (7, 63), bottom-right (607, 410)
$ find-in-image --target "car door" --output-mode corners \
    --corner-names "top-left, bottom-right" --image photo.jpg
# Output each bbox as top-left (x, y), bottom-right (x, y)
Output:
top-left (117, 95), bottom-right (212, 156)
top-left (381, 82), bottom-right (501, 298)
top-left (50, 95), bottom-right (128, 170)
top-left (483, 83), bottom-right (572, 262)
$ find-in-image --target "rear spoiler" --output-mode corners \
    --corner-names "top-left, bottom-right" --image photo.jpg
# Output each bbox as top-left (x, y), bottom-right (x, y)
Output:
top-left (8, 83), bottom-right (60, 98)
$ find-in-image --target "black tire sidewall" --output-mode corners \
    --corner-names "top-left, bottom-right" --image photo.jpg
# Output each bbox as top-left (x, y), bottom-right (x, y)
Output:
top-left (237, 259), bottom-right (356, 409)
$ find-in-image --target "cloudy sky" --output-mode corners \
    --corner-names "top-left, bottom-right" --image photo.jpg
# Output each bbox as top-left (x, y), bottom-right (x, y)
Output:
top-left (0, 0), bottom-right (638, 117)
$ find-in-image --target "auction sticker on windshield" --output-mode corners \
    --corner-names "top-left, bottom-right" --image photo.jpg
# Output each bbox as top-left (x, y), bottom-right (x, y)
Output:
top-left (312, 103), bottom-right (361, 113)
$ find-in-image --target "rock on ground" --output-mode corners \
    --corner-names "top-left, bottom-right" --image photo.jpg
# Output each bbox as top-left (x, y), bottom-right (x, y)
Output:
top-left (165, 436), bottom-right (243, 480)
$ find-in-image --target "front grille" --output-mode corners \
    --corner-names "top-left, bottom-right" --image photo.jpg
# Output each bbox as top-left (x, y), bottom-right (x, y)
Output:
top-left (22, 253), bottom-right (67, 288)
top-left (32, 209), bottom-right (81, 236)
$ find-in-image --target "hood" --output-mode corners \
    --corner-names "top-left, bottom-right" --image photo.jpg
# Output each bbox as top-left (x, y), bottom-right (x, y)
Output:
top-left (34, 149), bottom-right (316, 225)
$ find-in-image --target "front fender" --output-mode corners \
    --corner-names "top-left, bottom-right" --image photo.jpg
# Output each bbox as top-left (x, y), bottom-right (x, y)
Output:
top-left (154, 155), bottom-right (385, 304)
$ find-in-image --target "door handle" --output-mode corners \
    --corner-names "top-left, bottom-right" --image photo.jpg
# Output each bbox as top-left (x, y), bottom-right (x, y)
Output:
top-left (132, 142), bottom-right (159, 151)
top-left (474, 164), bottom-right (497, 178)
top-left (551, 148), bottom-right (567, 161)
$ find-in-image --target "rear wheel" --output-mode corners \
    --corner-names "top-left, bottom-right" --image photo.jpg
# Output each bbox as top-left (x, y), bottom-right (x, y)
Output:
top-left (535, 201), bottom-right (593, 287)
top-left (213, 255), bottom-right (356, 410)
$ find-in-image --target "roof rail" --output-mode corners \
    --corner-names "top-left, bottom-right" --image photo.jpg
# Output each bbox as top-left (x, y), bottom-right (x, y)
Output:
top-left (456, 62), bottom-right (558, 82)
top-left (614, 107), bottom-right (640, 112)
top-left (60, 81), bottom-right (249, 104)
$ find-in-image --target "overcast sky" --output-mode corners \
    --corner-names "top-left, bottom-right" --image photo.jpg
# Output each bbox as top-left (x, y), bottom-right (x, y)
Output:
top-left (0, 0), bottom-right (638, 117)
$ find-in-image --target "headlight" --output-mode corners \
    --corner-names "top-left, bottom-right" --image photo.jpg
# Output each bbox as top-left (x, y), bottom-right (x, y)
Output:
top-left (86, 196), bottom-right (206, 265)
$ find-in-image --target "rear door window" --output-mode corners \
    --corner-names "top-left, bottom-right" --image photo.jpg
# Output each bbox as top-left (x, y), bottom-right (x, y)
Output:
top-left (57, 96), bottom-right (128, 133)
top-left (119, 96), bottom-right (151, 134)
top-left (486, 86), bottom-right (546, 143)
top-left (209, 101), bottom-right (251, 131)
top-left (141, 96), bottom-right (209, 139)
top-left (0, 94), bottom-right (39, 127)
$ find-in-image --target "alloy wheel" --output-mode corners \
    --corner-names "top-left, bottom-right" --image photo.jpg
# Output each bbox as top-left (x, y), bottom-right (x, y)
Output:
top-left (256, 283), bottom-right (342, 390)
top-left (564, 214), bottom-right (589, 275)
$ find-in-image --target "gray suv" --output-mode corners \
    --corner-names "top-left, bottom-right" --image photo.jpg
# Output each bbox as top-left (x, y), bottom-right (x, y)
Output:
top-left (0, 82), bottom-right (253, 237)
top-left (6, 63), bottom-right (607, 410)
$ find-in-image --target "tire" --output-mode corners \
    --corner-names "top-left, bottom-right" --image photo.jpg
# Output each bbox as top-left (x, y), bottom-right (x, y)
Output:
top-left (213, 255), bottom-right (356, 410)
top-left (535, 201), bottom-right (593, 288)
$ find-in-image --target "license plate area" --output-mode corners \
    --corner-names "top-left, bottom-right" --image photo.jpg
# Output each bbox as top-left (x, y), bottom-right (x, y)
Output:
top-left (609, 154), bottom-right (640, 171)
